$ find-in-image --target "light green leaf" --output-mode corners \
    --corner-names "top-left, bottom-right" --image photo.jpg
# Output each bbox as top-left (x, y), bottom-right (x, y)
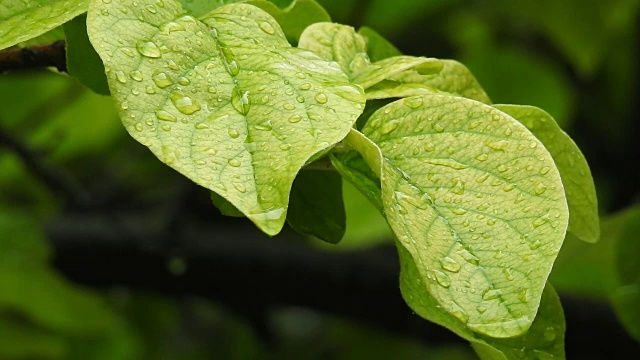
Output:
top-left (399, 245), bottom-right (566, 360)
top-left (347, 95), bottom-right (568, 338)
top-left (298, 22), bottom-right (368, 76)
top-left (87, 0), bottom-right (365, 235)
top-left (64, 14), bottom-right (110, 95)
top-left (0, 0), bottom-right (88, 50)
top-left (365, 82), bottom-right (437, 100)
top-left (352, 56), bottom-right (442, 90)
top-left (387, 60), bottom-right (491, 103)
top-left (246, 0), bottom-right (331, 44)
top-left (298, 22), bottom-right (439, 89)
top-left (494, 105), bottom-right (599, 243)
top-left (358, 26), bottom-right (401, 62)
top-left (287, 169), bottom-right (346, 243)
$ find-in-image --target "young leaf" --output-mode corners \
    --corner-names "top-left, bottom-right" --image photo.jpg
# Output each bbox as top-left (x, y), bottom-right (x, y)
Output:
top-left (87, 0), bottom-right (365, 235)
top-left (612, 284), bottom-right (640, 342)
top-left (358, 26), bottom-right (401, 62)
top-left (287, 170), bottom-right (346, 244)
top-left (385, 60), bottom-right (491, 103)
top-left (346, 95), bottom-right (569, 338)
top-left (0, 0), bottom-right (88, 50)
top-left (399, 245), bottom-right (566, 360)
top-left (495, 105), bottom-right (599, 243)
top-left (298, 22), bottom-right (440, 89)
top-left (64, 14), bottom-right (110, 95)
top-left (298, 22), bottom-right (368, 76)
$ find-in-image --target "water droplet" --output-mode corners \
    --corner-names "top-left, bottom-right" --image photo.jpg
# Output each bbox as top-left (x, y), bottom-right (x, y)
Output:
top-left (503, 268), bottom-right (515, 280)
top-left (115, 70), bottom-right (127, 83)
top-left (543, 326), bottom-right (556, 342)
top-left (161, 124), bottom-right (171, 131)
top-left (381, 120), bottom-right (399, 134)
top-left (540, 167), bottom-right (550, 175)
top-left (450, 180), bottom-right (465, 195)
top-left (129, 70), bottom-right (143, 82)
top-left (299, 83), bottom-right (311, 91)
top-left (482, 288), bottom-right (502, 301)
top-left (405, 97), bottom-right (424, 109)
top-left (476, 306), bottom-right (487, 314)
top-left (228, 159), bottom-right (241, 167)
top-left (195, 123), bottom-right (209, 130)
top-left (259, 21), bottom-right (275, 35)
top-left (424, 143), bottom-right (435, 152)
top-left (433, 270), bottom-right (451, 288)
top-left (136, 40), bottom-right (162, 58)
top-left (161, 21), bottom-right (185, 34)
top-left (177, 77), bottom-right (190, 86)
top-left (233, 182), bottom-right (247, 193)
top-left (503, 183), bottom-right (516, 192)
top-left (295, 95), bottom-right (305, 103)
top-left (283, 103), bottom-right (295, 110)
top-left (518, 288), bottom-right (529, 303)
top-left (152, 71), bottom-right (173, 88)
top-left (228, 128), bottom-right (239, 138)
top-left (440, 257), bottom-right (461, 273)
top-left (424, 159), bottom-right (468, 170)
top-left (134, 123), bottom-right (143, 132)
top-left (476, 154), bottom-right (488, 161)
top-left (485, 140), bottom-right (508, 151)
top-left (231, 90), bottom-right (251, 115)
top-left (294, 72), bottom-right (306, 79)
top-left (288, 115), bottom-right (302, 123)
top-left (432, 122), bottom-right (445, 133)
top-left (458, 249), bottom-right (479, 265)
top-left (451, 208), bottom-right (467, 215)
top-left (314, 93), bottom-right (328, 104)
top-left (280, 144), bottom-right (291, 150)
top-left (535, 183), bottom-right (547, 195)
top-left (170, 91), bottom-right (201, 115)
top-left (497, 164), bottom-right (508, 172)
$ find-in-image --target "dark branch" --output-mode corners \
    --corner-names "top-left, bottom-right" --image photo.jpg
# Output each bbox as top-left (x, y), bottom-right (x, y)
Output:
top-left (0, 40), bottom-right (67, 73)
top-left (47, 212), bottom-right (640, 357)
top-left (0, 125), bottom-right (91, 207)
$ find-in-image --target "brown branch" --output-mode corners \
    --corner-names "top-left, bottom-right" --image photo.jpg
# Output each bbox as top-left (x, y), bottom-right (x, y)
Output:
top-left (0, 40), bottom-right (67, 73)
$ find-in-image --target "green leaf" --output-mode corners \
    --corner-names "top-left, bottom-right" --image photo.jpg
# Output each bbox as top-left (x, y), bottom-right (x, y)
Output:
top-left (0, 317), bottom-right (65, 359)
top-left (246, 0), bottom-right (331, 44)
top-left (347, 95), bottom-right (569, 338)
top-left (494, 105), bottom-right (599, 243)
top-left (211, 191), bottom-right (245, 217)
top-left (298, 22), bottom-right (439, 89)
top-left (0, 211), bottom-right (50, 266)
top-left (87, 0), bottom-right (365, 235)
top-left (0, 0), bottom-right (88, 50)
top-left (385, 60), bottom-right (491, 103)
top-left (358, 26), bottom-right (401, 62)
top-left (287, 169), bottom-right (345, 243)
top-left (612, 284), bottom-right (640, 342)
top-left (400, 245), bottom-right (566, 360)
top-left (177, 0), bottom-right (239, 18)
top-left (64, 14), bottom-right (110, 95)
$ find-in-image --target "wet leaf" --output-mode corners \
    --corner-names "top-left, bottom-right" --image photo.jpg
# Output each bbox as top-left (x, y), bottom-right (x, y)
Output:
top-left (346, 94), bottom-right (568, 338)
top-left (298, 22), bottom-right (439, 89)
top-left (0, 0), bottom-right (88, 50)
top-left (399, 245), bottom-right (566, 360)
top-left (495, 105), bottom-right (599, 243)
top-left (87, 0), bottom-right (364, 235)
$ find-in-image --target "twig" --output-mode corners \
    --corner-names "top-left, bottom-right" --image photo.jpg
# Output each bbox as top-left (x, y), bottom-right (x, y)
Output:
top-left (0, 125), bottom-right (91, 207)
top-left (0, 40), bottom-right (67, 73)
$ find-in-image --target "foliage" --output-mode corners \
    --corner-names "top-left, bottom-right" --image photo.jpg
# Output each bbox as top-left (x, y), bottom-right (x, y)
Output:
top-left (1, 0), bottom-right (638, 359)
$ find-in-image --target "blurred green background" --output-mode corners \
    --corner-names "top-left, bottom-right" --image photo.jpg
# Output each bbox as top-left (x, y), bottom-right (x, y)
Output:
top-left (1, 0), bottom-right (639, 359)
